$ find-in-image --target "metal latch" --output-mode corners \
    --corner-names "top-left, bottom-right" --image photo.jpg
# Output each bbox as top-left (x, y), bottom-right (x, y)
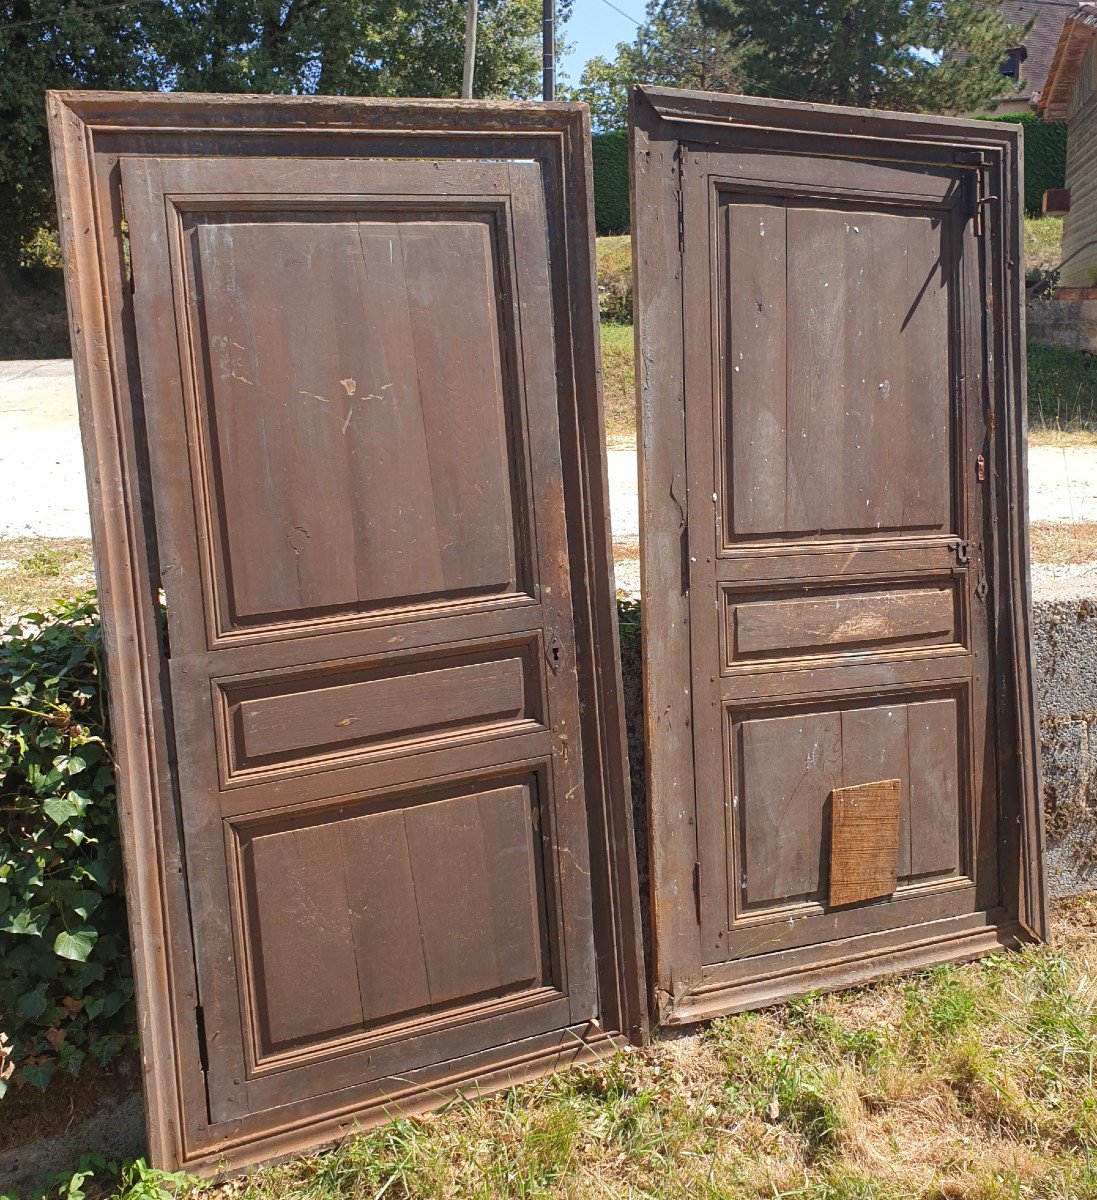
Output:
top-left (948, 538), bottom-right (970, 565)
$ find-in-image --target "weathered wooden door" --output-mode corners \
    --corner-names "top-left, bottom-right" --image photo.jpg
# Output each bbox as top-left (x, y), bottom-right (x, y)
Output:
top-left (49, 93), bottom-right (644, 1173)
top-left (632, 87), bottom-right (1045, 1025)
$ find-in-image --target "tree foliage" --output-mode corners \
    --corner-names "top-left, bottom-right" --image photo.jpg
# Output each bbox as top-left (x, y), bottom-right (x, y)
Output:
top-left (567, 0), bottom-right (739, 130)
top-left (698, 0), bottom-right (1028, 113)
top-left (0, 0), bottom-right (160, 270)
top-left (0, 0), bottom-right (561, 267)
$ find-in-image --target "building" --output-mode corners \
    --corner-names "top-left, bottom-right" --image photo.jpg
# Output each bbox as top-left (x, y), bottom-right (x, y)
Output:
top-left (994, 0), bottom-right (1072, 113)
top-left (1039, 4), bottom-right (1097, 298)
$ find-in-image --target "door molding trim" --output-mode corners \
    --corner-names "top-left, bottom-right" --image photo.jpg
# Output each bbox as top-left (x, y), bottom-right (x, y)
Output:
top-left (631, 84), bottom-right (1046, 1028)
top-left (47, 90), bottom-right (647, 1173)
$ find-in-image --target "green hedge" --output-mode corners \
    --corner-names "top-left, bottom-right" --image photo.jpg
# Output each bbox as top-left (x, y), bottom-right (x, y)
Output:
top-left (0, 597), bottom-right (133, 1098)
top-left (980, 111), bottom-right (1067, 216)
top-left (593, 129), bottom-right (630, 236)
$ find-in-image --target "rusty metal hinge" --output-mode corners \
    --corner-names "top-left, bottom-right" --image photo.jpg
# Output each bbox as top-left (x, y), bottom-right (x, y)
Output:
top-left (955, 149), bottom-right (995, 236)
top-left (676, 188), bottom-right (685, 256)
top-left (976, 453), bottom-right (986, 482)
top-left (693, 860), bottom-right (703, 925)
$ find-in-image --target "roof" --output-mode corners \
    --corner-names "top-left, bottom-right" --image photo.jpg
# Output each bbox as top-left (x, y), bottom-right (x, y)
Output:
top-left (998, 0), bottom-right (1073, 103)
top-left (1039, 3), bottom-right (1097, 119)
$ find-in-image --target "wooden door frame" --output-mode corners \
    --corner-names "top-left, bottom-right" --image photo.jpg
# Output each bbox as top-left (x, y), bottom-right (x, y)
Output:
top-left (630, 85), bottom-right (1046, 1027)
top-left (48, 90), bottom-right (647, 1174)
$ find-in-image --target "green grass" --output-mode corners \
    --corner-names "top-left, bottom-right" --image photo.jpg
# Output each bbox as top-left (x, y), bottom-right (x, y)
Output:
top-left (1025, 215), bottom-right (1064, 284)
top-left (600, 321), bottom-right (635, 447)
top-left (12, 899), bottom-right (1097, 1200)
top-left (1029, 342), bottom-right (1097, 432)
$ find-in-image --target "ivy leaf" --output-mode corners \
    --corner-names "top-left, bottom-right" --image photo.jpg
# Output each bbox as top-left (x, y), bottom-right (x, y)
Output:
top-left (17, 982), bottom-right (49, 1019)
top-left (2, 906), bottom-right (49, 936)
top-left (54, 927), bottom-right (98, 963)
top-left (22, 1060), bottom-right (56, 1092)
top-left (43, 793), bottom-right (82, 826)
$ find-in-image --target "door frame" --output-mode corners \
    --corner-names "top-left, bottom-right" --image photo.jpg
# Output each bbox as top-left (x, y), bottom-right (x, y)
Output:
top-left (48, 91), bottom-right (647, 1174)
top-left (630, 85), bottom-right (1046, 1027)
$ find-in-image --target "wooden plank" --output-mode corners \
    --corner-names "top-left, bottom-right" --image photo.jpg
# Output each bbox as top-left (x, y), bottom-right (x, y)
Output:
top-left (244, 821), bottom-right (364, 1052)
top-left (828, 780), bottom-right (901, 908)
top-left (403, 786), bottom-right (542, 1007)
top-left (729, 585), bottom-right (955, 661)
top-left (725, 201), bottom-right (787, 538)
top-left (906, 698), bottom-right (962, 879)
top-left (839, 703), bottom-right (911, 879)
top-left (738, 710), bottom-right (842, 907)
top-left (235, 656), bottom-right (528, 765)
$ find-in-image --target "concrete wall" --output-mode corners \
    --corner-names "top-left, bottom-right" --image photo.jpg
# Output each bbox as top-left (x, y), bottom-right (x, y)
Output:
top-left (1027, 296), bottom-right (1097, 355)
top-left (1033, 579), bottom-right (1097, 896)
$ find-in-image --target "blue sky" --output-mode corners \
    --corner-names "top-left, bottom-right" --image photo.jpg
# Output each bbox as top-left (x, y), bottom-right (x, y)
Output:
top-left (558, 0), bottom-right (641, 86)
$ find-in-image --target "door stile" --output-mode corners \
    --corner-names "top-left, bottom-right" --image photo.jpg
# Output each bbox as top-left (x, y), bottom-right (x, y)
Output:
top-left (630, 95), bottom-right (702, 1013)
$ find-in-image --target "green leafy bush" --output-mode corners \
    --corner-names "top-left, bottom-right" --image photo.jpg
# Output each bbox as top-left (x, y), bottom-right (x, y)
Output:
top-left (981, 112), bottom-right (1067, 216)
top-left (0, 595), bottom-right (133, 1098)
top-left (592, 129), bottom-right (630, 235)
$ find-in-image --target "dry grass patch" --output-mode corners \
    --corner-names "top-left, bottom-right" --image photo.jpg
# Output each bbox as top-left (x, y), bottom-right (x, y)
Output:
top-left (1029, 521), bottom-right (1097, 566)
top-left (0, 538), bottom-right (95, 621)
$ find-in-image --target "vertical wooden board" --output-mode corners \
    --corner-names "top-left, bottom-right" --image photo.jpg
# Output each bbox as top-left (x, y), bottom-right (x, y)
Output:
top-left (340, 808), bottom-right (434, 1027)
top-left (738, 710), bottom-right (842, 907)
top-left (192, 219), bottom-right (360, 623)
top-left (839, 703), bottom-right (911, 879)
top-left (784, 208), bottom-right (951, 535)
top-left (880, 212), bottom-right (952, 532)
top-left (243, 821), bottom-right (364, 1051)
top-left (828, 780), bottom-right (901, 908)
top-left (397, 219), bottom-right (519, 595)
top-left (906, 698), bottom-right (962, 879)
top-left (724, 201), bottom-right (787, 538)
top-left (335, 218), bottom-right (449, 605)
top-left (403, 786), bottom-right (542, 1008)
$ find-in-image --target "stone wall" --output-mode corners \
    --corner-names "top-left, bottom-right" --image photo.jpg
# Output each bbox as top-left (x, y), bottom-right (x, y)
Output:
top-left (1033, 580), bottom-right (1097, 896)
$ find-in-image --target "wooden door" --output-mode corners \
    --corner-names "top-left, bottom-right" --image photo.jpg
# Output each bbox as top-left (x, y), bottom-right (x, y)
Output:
top-left (49, 93), bottom-right (644, 1173)
top-left (632, 87), bottom-right (1045, 1026)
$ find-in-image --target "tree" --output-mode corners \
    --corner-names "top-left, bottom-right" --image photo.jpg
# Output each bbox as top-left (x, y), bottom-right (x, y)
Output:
top-left (698, 0), bottom-right (1029, 113)
top-left (567, 0), bottom-right (740, 130)
top-left (146, 0), bottom-right (563, 99)
top-left (0, 0), bottom-right (160, 272)
top-left (0, 0), bottom-right (564, 275)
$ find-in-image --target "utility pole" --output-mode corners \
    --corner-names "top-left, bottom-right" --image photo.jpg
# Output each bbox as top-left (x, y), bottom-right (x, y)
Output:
top-left (542, 0), bottom-right (554, 100)
top-left (462, 0), bottom-right (478, 99)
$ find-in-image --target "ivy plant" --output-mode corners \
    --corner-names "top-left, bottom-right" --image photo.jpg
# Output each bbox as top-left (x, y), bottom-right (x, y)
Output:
top-left (0, 594), bottom-right (133, 1097)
